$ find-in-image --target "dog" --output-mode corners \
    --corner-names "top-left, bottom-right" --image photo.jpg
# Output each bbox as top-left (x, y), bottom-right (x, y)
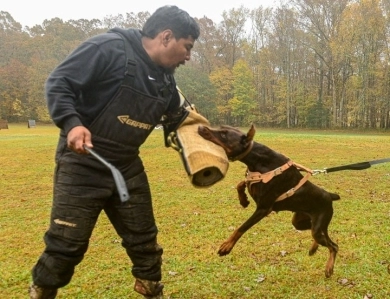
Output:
top-left (198, 124), bottom-right (340, 278)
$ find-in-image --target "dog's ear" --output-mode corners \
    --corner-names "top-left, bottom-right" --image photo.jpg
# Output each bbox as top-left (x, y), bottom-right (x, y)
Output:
top-left (246, 124), bottom-right (255, 142)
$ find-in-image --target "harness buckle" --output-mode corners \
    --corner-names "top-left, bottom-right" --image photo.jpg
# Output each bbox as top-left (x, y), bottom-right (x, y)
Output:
top-left (285, 187), bottom-right (295, 197)
top-left (274, 167), bottom-right (283, 176)
top-left (312, 169), bottom-right (327, 176)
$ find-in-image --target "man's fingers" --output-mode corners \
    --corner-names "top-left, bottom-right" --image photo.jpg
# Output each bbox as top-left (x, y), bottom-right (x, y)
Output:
top-left (83, 136), bottom-right (93, 149)
top-left (67, 126), bottom-right (93, 154)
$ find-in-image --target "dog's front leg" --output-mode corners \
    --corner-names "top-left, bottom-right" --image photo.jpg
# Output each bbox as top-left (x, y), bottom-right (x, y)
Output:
top-left (236, 181), bottom-right (250, 208)
top-left (218, 207), bottom-right (272, 256)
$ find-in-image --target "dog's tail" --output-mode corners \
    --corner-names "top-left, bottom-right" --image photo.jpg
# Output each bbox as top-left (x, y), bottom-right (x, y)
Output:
top-left (330, 192), bottom-right (341, 201)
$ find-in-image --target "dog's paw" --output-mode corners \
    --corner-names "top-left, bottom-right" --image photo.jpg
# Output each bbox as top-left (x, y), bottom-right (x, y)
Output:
top-left (218, 242), bottom-right (233, 256)
top-left (325, 267), bottom-right (334, 278)
top-left (240, 199), bottom-right (250, 208)
top-left (238, 194), bottom-right (250, 208)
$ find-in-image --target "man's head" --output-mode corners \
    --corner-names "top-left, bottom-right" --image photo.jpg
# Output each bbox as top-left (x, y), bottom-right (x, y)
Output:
top-left (141, 5), bottom-right (200, 74)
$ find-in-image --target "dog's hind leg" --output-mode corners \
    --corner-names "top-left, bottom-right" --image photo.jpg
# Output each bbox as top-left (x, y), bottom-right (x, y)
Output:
top-left (323, 232), bottom-right (338, 278)
top-left (309, 240), bottom-right (319, 256)
top-left (310, 210), bottom-right (338, 278)
top-left (291, 212), bottom-right (320, 255)
top-left (291, 212), bottom-right (321, 255)
top-left (218, 207), bottom-right (272, 256)
top-left (292, 212), bottom-right (311, 230)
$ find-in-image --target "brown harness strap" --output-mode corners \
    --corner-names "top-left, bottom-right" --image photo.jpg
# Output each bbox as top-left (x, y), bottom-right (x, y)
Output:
top-left (290, 161), bottom-right (313, 174)
top-left (246, 160), bottom-right (294, 189)
top-left (275, 172), bottom-right (312, 202)
top-left (244, 160), bottom-right (314, 203)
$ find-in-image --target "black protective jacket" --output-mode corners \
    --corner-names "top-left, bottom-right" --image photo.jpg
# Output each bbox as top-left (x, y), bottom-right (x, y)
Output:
top-left (46, 28), bottom-right (183, 137)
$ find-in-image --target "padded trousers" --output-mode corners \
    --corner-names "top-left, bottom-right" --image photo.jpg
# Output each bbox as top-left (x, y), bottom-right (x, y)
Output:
top-left (31, 152), bottom-right (163, 288)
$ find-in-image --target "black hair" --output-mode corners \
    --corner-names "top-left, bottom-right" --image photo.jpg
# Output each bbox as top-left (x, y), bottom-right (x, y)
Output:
top-left (142, 5), bottom-right (200, 40)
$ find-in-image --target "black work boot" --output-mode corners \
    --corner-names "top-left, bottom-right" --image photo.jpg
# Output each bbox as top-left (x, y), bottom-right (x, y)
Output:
top-left (134, 278), bottom-right (164, 299)
top-left (28, 284), bottom-right (57, 299)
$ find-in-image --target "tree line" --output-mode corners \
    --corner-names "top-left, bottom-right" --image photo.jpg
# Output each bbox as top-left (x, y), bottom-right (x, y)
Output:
top-left (1, 0), bottom-right (390, 129)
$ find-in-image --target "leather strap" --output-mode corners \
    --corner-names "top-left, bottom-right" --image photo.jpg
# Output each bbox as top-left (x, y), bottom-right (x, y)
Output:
top-left (275, 172), bottom-right (312, 202)
top-left (246, 160), bottom-right (294, 189)
top-left (245, 160), bottom-right (313, 203)
top-left (114, 32), bottom-right (136, 88)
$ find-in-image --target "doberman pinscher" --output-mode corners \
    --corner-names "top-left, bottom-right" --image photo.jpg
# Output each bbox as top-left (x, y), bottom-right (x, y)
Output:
top-left (198, 124), bottom-right (340, 278)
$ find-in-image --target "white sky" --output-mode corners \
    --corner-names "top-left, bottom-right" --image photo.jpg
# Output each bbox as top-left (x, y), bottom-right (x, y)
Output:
top-left (2, 0), bottom-right (279, 28)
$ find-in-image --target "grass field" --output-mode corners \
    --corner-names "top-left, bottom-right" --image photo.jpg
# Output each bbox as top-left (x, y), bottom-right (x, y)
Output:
top-left (0, 123), bottom-right (389, 298)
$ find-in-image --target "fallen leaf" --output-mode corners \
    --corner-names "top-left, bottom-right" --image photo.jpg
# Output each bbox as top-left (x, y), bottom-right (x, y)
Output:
top-left (280, 250), bottom-right (288, 257)
top-left (338, 278), bottom-right (355, 287)
top-left (255, 275), bottom-right (266, 283)
top-left (338, 278), bottom-right (349, 286)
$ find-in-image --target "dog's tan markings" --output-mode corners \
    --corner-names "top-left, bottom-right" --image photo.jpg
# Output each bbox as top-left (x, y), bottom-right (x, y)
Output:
top-left (54, 219), bottom-right (77, 228)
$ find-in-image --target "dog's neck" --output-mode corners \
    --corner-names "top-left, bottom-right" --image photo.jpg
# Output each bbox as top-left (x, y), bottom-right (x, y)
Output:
top-left (229, 141), bottom-right (254, 161)
top-left (239, 142), bottom-right (290, 173)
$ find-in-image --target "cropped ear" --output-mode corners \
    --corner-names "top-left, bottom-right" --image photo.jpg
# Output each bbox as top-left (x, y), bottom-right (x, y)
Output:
top-left (246, 124), bottom-right (256, 142)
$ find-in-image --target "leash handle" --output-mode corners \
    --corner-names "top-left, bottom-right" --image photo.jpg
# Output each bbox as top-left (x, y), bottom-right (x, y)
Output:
top-left (325, 162), bottom-right (371, 173)
top-left (319, 157), bottom-right (390, 174)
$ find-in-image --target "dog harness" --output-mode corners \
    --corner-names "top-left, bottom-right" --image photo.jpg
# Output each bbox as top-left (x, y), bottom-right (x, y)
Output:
top-left (245, 161), bottom-right (313, 202)
top-left (231, 140), bottom-right (314, 203)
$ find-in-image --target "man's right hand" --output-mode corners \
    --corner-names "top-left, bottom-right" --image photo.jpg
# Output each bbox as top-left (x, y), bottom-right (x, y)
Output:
top-left (67, 126), bottom-right (93, 154)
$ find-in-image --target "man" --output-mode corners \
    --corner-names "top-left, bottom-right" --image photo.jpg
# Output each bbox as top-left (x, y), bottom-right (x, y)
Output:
top-left (29, 5), bottom-right (200, 299)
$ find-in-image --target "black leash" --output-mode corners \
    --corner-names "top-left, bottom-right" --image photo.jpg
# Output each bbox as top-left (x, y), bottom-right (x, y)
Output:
top-left (313, 157), bottom-right (390, 175)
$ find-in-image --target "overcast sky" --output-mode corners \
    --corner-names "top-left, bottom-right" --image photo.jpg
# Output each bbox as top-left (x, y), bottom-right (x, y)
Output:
top-left (2, 0), bottom-right (279, 28)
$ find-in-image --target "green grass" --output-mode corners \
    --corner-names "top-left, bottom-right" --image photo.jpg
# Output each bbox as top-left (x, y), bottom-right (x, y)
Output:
top-left (1, 123), bottom-right (389, 298)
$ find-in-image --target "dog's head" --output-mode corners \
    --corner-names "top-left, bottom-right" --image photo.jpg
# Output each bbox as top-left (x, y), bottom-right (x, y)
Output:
top-left (198, 124), bottom-right (255, 160)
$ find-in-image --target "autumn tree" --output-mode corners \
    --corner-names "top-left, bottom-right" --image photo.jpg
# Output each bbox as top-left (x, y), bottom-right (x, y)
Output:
top-left (0, 59), bottom-right (29, 121)
top-left (192, 17), bottom-right (225, 73)
top-left (175, 65), bottom-right (218, 122)
top-left (2, 3), bottom-right (390, 129)
top-left (350, 0), bottom-right (387, 128)
top-left (290, 0), bottom-right (351, 127)
top-left (209, 67), bottom-right (234, 124)
top-left (229, 59), bottom-right (256, 125)
top-left (218, 6), bottom-right (249, 67)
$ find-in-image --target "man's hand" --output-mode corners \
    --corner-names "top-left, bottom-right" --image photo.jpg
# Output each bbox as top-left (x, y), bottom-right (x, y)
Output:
top-left (67, 126), bottom-right (93, 154)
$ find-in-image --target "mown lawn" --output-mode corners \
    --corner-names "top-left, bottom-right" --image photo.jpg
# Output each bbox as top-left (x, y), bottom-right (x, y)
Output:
top-left (0, 123), bottom-right (389, 298)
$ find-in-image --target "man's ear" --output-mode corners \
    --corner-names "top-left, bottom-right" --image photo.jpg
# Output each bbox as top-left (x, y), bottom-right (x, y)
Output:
top-left (162, 30), bottom-right (173, 46)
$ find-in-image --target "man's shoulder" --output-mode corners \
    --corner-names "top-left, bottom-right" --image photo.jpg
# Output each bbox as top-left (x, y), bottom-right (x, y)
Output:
top-left (84, 28), bottom-right (140, 50)
top-left (86, 31), bottom-right (123, 46)
top-left (107, 28), bottom-right (141, 42)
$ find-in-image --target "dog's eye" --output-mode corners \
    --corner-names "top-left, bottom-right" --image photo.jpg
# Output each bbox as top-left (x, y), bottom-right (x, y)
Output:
top-left (220, 133), bottom-right (227, 139)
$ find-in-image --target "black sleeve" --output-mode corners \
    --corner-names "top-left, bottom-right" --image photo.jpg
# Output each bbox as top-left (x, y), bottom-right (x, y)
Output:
top-left (45, 36), bottom-right (124, 134)
top-left (161, 87), bottom-right (191, 147)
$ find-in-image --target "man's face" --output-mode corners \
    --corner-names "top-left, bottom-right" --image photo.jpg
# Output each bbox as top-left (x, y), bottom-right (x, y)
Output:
top-left (161, 36), bottom-right (195, 74)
